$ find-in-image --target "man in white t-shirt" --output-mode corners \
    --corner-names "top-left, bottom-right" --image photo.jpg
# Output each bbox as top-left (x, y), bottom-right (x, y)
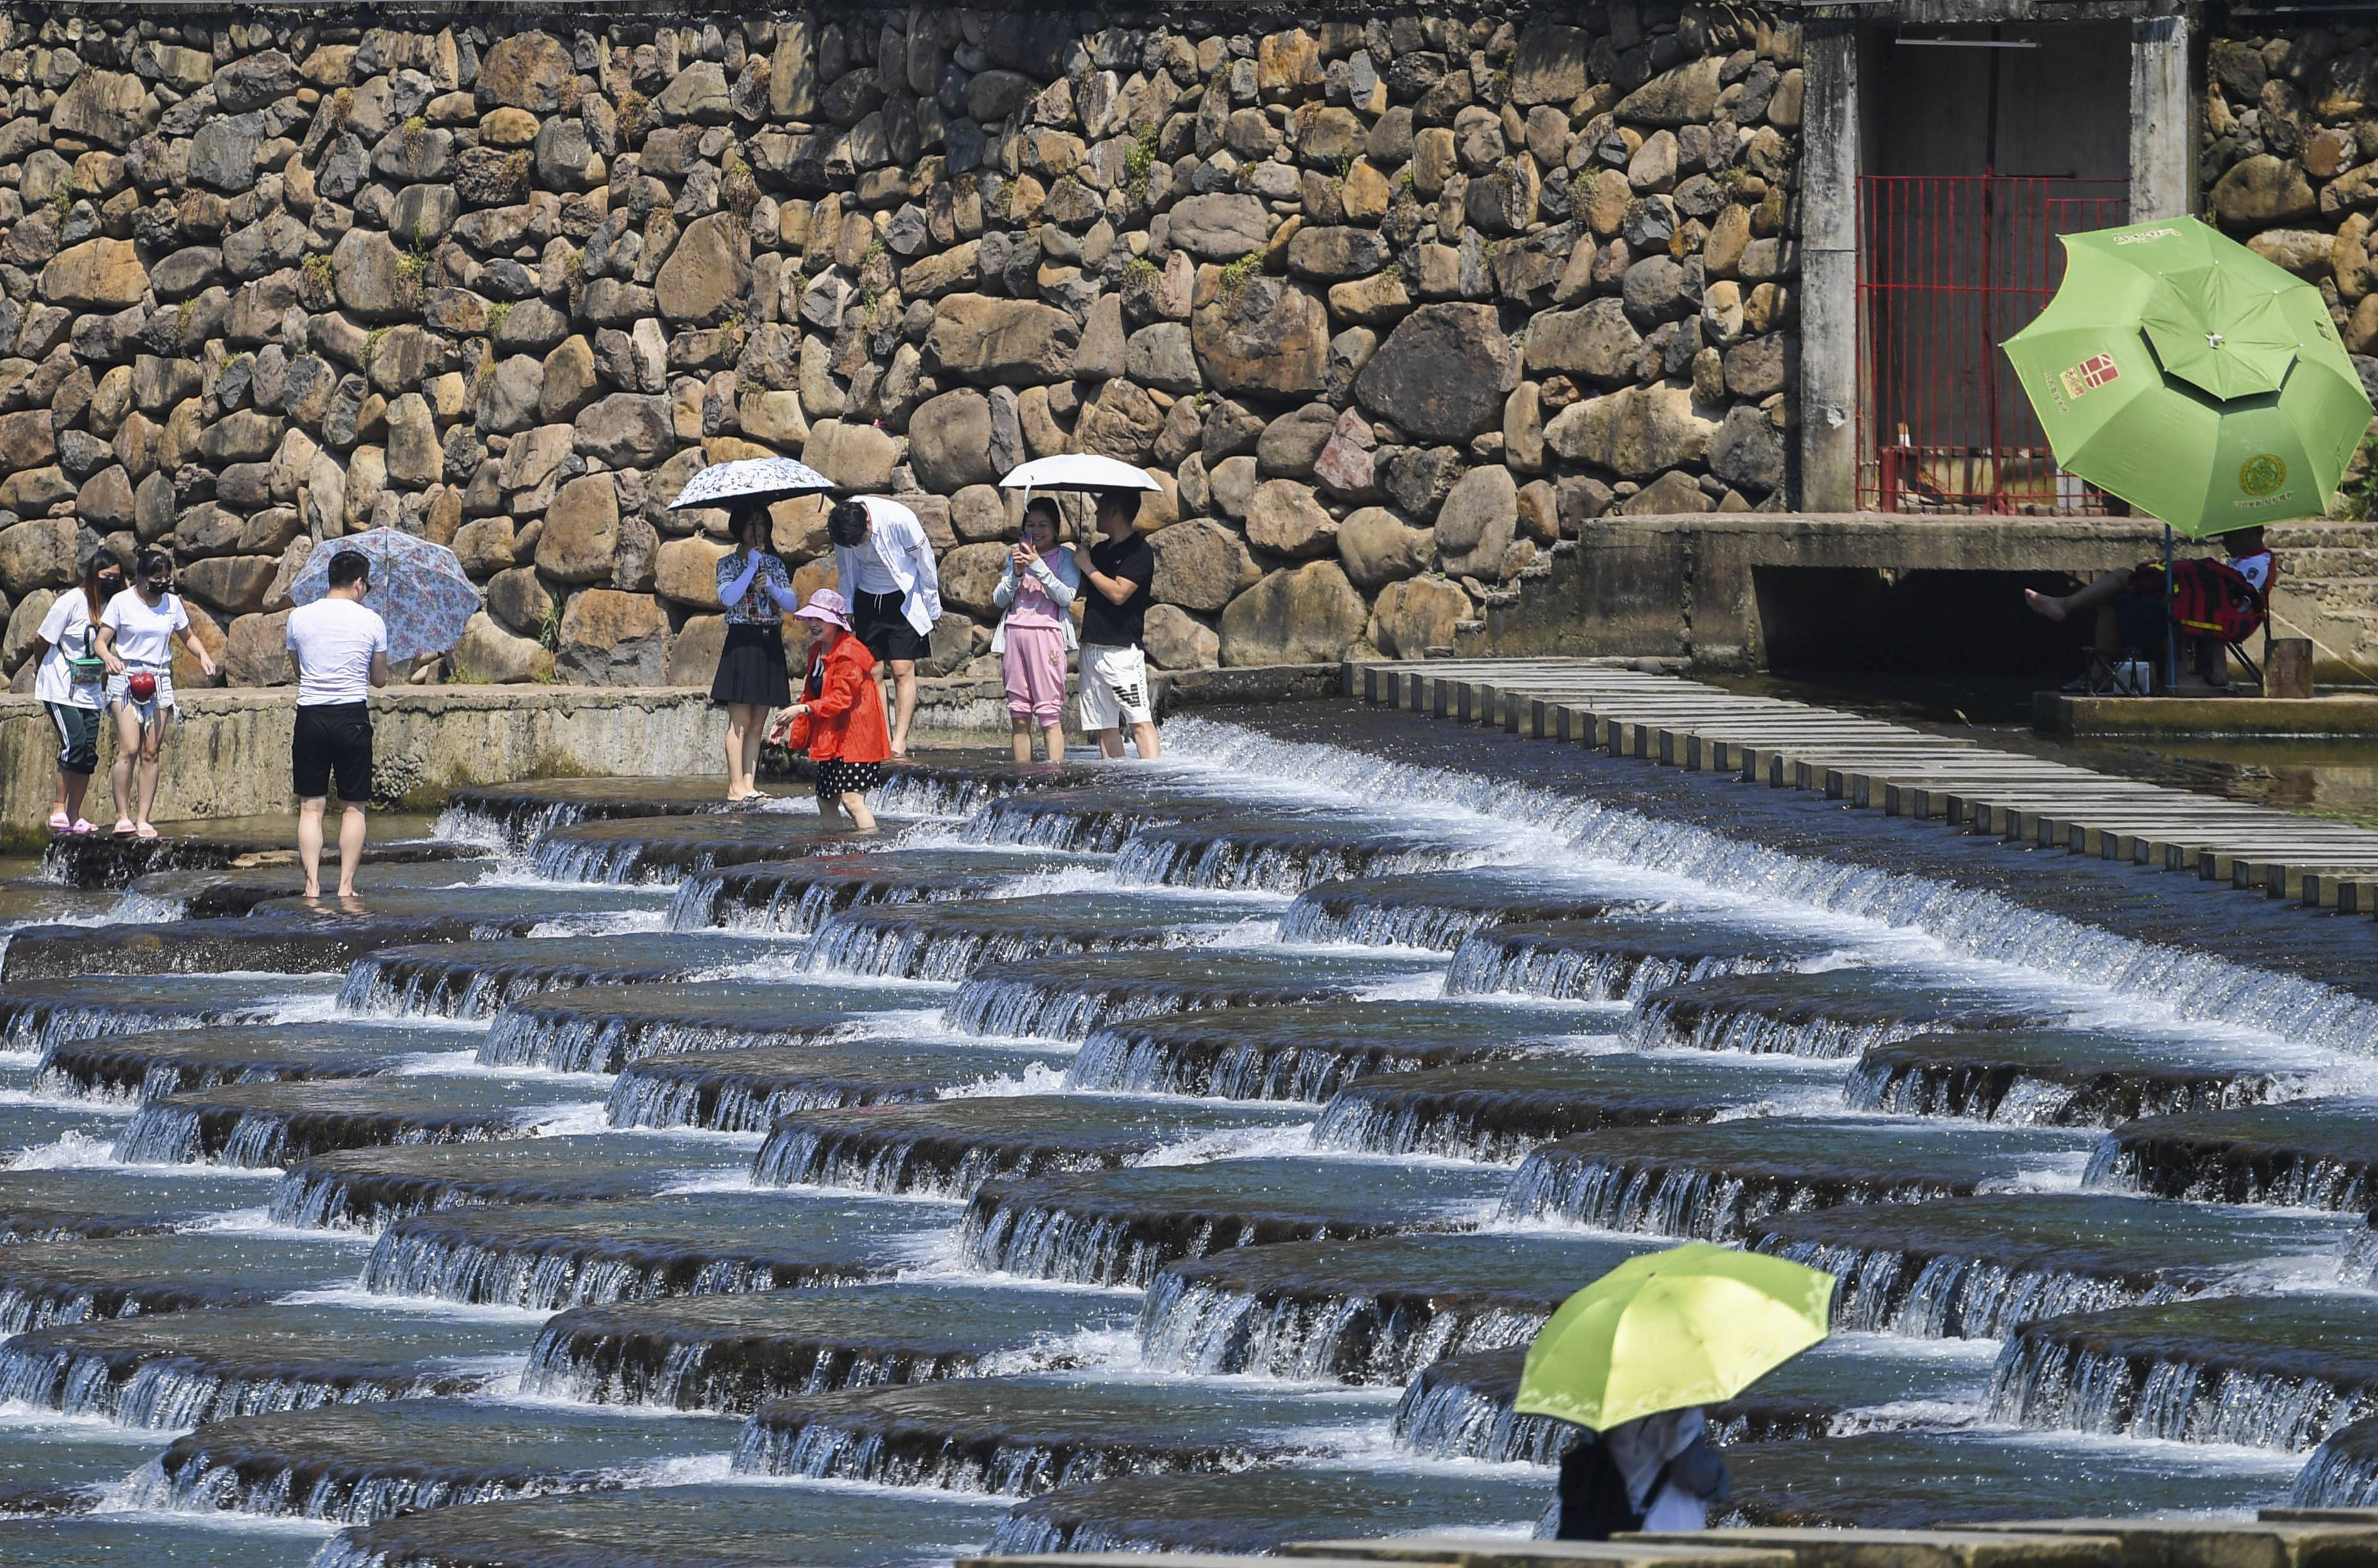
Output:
top-left (285, 549), bottom-right (390, 898)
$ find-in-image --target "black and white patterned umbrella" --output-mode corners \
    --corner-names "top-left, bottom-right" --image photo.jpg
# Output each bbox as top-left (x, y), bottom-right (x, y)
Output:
top-left (668, 457), bottom-right (835, 510)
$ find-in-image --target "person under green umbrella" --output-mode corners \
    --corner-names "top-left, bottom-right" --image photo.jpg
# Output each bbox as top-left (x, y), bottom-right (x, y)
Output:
top-left (2022, 523), bottom-right (2274, 691)
top-left (1514, 1243), bottom-right (1835, 1540)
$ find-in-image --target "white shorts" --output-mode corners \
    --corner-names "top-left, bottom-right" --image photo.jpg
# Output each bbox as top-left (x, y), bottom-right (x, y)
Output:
top-left (1078, 643), bottom-right (1153, 731)
top-left (105, 667), bottom-right (176, 726)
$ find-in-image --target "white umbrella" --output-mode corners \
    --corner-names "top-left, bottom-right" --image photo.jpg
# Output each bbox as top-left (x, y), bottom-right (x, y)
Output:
top-left (998, 455), bottom-right (1161, 493)
top-left (669, 456), bottom-right (835, 510)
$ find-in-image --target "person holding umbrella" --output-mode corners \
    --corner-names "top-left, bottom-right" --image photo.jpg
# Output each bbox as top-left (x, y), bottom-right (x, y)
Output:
top-left (712, 502), bottom-right (801, 803)
top-left (285, 549), bottom-right (390, 899)
top-left (1516, 1244), bottom-right (1835, 1540)
top-left (991, 497), bottom-right (1079, 764)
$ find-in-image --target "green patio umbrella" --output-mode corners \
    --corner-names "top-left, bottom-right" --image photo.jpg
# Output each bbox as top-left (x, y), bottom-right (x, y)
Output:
top-left (1513, 1243), bottom-right (1835, 1433)
top-left (2002, 215), bottom-right (2372, 540)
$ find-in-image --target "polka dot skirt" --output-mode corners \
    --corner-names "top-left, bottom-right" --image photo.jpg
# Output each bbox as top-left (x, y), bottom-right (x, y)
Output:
top-left (816, 758), bottom-right (882, 799)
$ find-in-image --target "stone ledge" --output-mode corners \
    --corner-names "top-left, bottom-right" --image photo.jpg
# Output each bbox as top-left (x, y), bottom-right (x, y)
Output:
top-left (1626, 1530), bottom-right (2127, 1568)
top-left (2036, 691), bottom-right (2378, 740)
top-left (1284, 1537), bottom-right (1796, 1568)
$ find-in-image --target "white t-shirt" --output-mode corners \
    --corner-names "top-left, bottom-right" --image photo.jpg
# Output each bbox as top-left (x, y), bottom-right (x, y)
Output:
top-left (286, 597), bottom-right (389, 706)
top-left (101, 589), bottom-right (188, 667)
top-left (33, 592), bottom-right (103, 708)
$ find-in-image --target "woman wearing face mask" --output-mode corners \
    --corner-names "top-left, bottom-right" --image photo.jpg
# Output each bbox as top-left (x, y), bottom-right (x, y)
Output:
top-left (31, 550), bottom-right (123, 835)
top-left (990, 497), bottom-right (1079, 764)
top-left (95, 548), bottom-right (215, 838)
top-left (711, 502), bottom-right (801, 803)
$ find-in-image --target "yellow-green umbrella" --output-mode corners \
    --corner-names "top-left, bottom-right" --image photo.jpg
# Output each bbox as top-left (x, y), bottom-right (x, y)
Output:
top-left (2001, 215), bottom-right (2373, 539)
top-left (1513, 1243), bottom-right (1835, 1433)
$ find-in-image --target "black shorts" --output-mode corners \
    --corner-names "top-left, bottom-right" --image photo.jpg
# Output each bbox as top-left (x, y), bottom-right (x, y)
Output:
top-left (852, 589), bottom-right (929, 664)
top-left (293, 702), bottom-right (373, 802)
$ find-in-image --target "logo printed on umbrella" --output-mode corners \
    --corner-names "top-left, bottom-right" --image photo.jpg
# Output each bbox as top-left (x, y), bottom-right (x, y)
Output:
top-left (2240, 454), bottom-right (2287, 496)
top-left (2056, 353), bottom-right (2121, 400)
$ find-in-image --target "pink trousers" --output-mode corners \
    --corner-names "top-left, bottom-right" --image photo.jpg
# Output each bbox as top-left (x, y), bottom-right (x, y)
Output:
top-left (1002, 623), bottom-right (1068, 722)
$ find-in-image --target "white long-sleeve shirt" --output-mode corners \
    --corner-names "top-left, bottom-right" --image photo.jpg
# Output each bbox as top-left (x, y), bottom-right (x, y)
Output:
top-left (833, 497), bottom-right (941, 633)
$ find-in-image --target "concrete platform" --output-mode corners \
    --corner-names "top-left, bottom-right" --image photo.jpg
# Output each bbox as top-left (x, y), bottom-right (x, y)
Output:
top-left (1626, 1531), bottom-right (2126, 1568)
top-left (1283, 1540), bottom-right (1794, 1568)
top-left (2037, 692), bottom-right (2378, 740)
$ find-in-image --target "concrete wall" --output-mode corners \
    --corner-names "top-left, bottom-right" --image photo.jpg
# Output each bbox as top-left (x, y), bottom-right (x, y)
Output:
top-left (0, 3), bottom-right (1805, 704)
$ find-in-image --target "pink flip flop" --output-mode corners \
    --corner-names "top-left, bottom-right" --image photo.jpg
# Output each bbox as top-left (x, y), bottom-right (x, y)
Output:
top-left (133, 823), bottom-right (159, 840)
top-left (111, 819), bottom-right (135, 836)
top-left (69, 819), bottom-right (94, 836)
top-left (46, 811), bottom-right (69, 833)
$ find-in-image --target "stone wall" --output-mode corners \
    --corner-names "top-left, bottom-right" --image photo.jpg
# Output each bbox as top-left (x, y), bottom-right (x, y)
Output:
top-left (0, 3), bottom-right (1801, 696)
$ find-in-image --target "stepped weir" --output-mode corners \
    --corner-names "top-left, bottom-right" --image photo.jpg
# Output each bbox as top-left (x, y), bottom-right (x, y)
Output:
top-left (6, 677), bottom-right (2378, 1564)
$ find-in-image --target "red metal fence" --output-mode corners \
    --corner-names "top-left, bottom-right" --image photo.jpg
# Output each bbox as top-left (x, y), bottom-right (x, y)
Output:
top-left (1856, 174), bottom-right (2129, 514)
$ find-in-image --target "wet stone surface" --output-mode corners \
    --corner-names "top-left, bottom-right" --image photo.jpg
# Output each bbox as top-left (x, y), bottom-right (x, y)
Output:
top-left (271, 1134), bottom-right (752, 1231)
top-left (135, 1398), bottom-right (742, 1524)
top-left (798, 891), bottom-right (1259, 981)
top-left (1445, 916), bottom-right (1845, 1001)
top-left (523, 1282), bottom-right (1141, 1411)
top-left (342, 934), bottom-right (785, 1020)
top-left (116, 859), bottom-right (504, 919)
top-left (0, 1230), bottom-right (368, 1333)
top-left (442, 776), bottom-right (753, 848)
top-left (0, 1415), bottom-right (173, 1514)
top-left (2296, 1416), bottom-right (2378, 1508)
top-left (607, 1039), bottom-right (1069, 1132)
top-left (361, 1188), bottom-right (944, 1309)
top-left (1627, 969), bottom-right (2070, 1058)
top-left (529, 814), bottom-right (915, 884)
top-left (42, 1024), bottom-right (470, 1101)
top-left (1313, 1051), bottom-right (1813, 1161)
top-left (988, 1462), bottom-right (1551, 1554)
top-left (0, 1165), bottom-right (271, 1242)
top-left (1110, 816), bottom-right (1504, 893)
top-left (0, 974), bottom-right (336, 1056)
top-left (40, 816), bottom-right (473, 890)
top-left (1278, 867), bottom-right (1650, 949)
top-left (944, 950), bottom-right (1433, 1040)
top-left (961, 1155), bottom-right (1506, 1286)
top-left (672, 847), bottom-right (1076, 934)
top-left (752, 1094), bottom-right (1307, 1199)
top-left (1065, 1000), bottom-right (1592, 1102)
top-left (1501, 1115), bottom-right (2090, 1239)
top-left (2087, 1097), bottom-right (2378, 1210)
top-left (479, 981), bottom-right (912, 1074)
top-left (115, 1076), bottom-right (589, 1167)
top-left (2, 915), bottom-right (515, 981)
top-left (1848, 1028), bottom-right (2329, 1127)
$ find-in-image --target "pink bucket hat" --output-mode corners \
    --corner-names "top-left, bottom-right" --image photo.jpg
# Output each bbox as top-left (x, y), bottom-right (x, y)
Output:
top-left (794, 588), bottom-right (852, 631)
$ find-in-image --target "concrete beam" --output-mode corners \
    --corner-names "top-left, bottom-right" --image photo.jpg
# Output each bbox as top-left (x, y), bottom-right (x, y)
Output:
top-left (2127, 14), bottom-right (2192, 223)
top-left (1798, 20), bottom-right (1860, 512)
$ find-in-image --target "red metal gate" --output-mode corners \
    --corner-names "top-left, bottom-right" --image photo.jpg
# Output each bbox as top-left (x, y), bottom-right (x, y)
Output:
top-left (1857, 174), bottom-right (2129, 514)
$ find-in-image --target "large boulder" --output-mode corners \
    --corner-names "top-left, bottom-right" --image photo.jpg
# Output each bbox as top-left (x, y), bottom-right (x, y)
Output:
top-left (803, 419), bottom-right (898, 489)
top-left (222, 609), bottom-right (294, 687)
top-left (478, 32), bottom-right (574, 112)
top-left (1072, 378), bottom-right (1164, 463)
top-left (926, 295), bottom-right (1081, 385)
top-left (1191, 272), bottom-right (1329, 398)
top-left (1168, 194), bottom-right (1270, 259)
top-left (0, 517), bottom-right (75, 596)
top-left (1354, 303), bottom-right (1517, 443)
top-left (537, 473), bottom-right (621, 584)
top-left (1433, 465), bottom-right (1518, 577)
top-left (1337, 505), bottom-right (1434, 591)
top-left (1244, 479), bottom-right (1338, 558)
top-left (1709, 405), bottom-right (1786, 497)
top-left (1525, 300), bottom-right (1642, 382)
top-left (1142, 603), bottom-right (1219, 670)
top-left (662, 614), bottom-right (726, 687)
top-left (573, 394), bottom-right (675, 466)
top-left (1218, 561), bottom-right (1369, 667)
top-left (2208, 154), bottom-right (2317, 230)
top-left (655, 212), bottom-right (752, 325)
top-left (181, 555), bottom-right (277, 616)
top-left (556, 589), bottom-right (668, 684)
top-left (1370, 575), bottom-right (1472, 658)
top-left (1149, 518), bottom-right (1261, 612)
top-left (655, 534), bottom-right (732, 608)
top-left (1543, 383), bottom-right (1718, 477)
top-left (906, 388), bottom-right (996, 492)
top-left (452, 609), bottom-right (554, 684)
top-left (937, 541), bottom-right (1013, 619)
top-left (42, 239), bottom-right (147, 310)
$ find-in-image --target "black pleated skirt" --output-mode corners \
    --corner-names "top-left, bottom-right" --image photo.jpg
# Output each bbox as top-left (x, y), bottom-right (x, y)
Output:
top-left (711, 622), bottom-right (791, 707)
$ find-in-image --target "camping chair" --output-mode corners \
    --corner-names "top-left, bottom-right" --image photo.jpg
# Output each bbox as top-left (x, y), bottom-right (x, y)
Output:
top-left (2221, 553), bottom-right (2278, 693)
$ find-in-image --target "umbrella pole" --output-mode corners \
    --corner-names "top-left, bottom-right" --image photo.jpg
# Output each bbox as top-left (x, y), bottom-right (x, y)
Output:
top-left (2163, 524), bottom-right (2177, 696)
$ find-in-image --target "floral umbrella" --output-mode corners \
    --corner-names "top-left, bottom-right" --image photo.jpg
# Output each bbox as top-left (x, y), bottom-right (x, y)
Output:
top-left (668, 456), bottom-right (836, 510)
top-left (290, 528), bottom-right (480, 662)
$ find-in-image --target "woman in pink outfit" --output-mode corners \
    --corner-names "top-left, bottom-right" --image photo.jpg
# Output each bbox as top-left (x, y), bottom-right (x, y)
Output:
top-left (990, 498), bottom-right (1080, 763)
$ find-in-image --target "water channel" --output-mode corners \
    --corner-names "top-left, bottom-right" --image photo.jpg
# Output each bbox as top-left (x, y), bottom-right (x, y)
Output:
top-left (1, 700), bottom-right (2374, 1564)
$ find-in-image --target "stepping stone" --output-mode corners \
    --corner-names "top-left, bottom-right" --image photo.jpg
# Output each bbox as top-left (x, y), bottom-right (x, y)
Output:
top-left (1848, 1029), bottom-right (2328, 1127)
top-left (0, 975), bottom-right (335, 1056)
top-left (341, 933), bottom-right (778, 1020)
top-left (1314, 1052), bottom-right (1812, 1162)
top-left (442, 776), bottom-right (748, 847)
top-left (945, 950), bottom-right (1431, 1041)
top-left (114, 1077), bottom-right (587, 1168)
top-left (1, 915), bottom-right (518, 982)
top-left (1502, 1117), bottom-right (2088, 1239)
top-left (1394, 1336), bottom-right (1997, 1464)
top-left (753, 1095), bottom-right (1305, 1199)
top-left (736, 1372), bottom-right (1377, 1492)
top-left (249, 882), bottom-right (672, 930)
top-left (322, 1481), bottom-right (1010, 1568)
top-left (529, 813), bottom-right (910, 883)
top-left (117, 859), bottom-right (504, 919)
top-left (0, 1231), bottom-right (368, 1334)
top-left (1991, 1294), bottom-right (2378, 1449)
top-left (869, 755), bottom-right (1112, 817)
top-left (132, 1398), bottom-right (741, 1525)
top-left (2088, 1097), bottom-right (2378, 1210)
top-left (1280, 868), bottom-right (1646, 949)
top-left (41, 821), bottom-right (476, 891)
top-left (961, 1155), bottom-right (1505, 1286)
top-left (964, 786), bottom-right (1249, 853)
top-left (270, 1134), bottom-right (751, 1230)
top-left (1067, 1000), bottom-right (1584, 1102)
top-left (676, 847), bottom-right (1070, 933)
top-left (0, 877), bottom-right (113, 930)
top-left (42, 1024), bottom-right (468, 1100)
top-left (607, 1039), bottom-right (1067, 1131)
top-left (0, 1415), bottom-right (174, 1516)
top-left (0, 1516), bottom-right (329, 1566)
top-left (1139, 1231), bottom-right (1653, 1384)
top-left (2297, 1417), bottom-right (2378, 1509)
top-left (989, 1464), bottom-right (1553, 1555)
top-left (1709, 1428), bottom-right (2300, 1529)
top-left (480, 980), bottom-right (915, 1073)
top-left (1113, 815), bottom-right (1503, 893)
top-left (0, 1166), bottom-right (269, 1242)
top-left (801, 890), bottom-right (1256, 981)
top-left (1627, 970), bottom-right (2067, 1059)
top-left (524, 1281), bottom-right (1141, 1411)
top-left (1446, 918), bottom-right (1841, 1002)
top-left (0, 1091), bottom-right (132, 1164)
top-left (0, 1302), bottom-right (503, 1428)
top-left (361, 1188), bottom-right (945, 1309)
top-left (1749, 1194), bottom-right (2357, 1339)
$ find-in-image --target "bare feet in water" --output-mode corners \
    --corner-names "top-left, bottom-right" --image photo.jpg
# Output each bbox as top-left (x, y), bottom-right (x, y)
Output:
top-left (2023, 589), bottom-right (2068, 623)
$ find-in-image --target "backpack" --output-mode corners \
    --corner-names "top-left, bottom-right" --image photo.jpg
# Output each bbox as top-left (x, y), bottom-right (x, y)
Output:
top-left (1555, 1435), bottom-right (1668, 1542)
top-left (2134, 558), bottom-right (2268, 642)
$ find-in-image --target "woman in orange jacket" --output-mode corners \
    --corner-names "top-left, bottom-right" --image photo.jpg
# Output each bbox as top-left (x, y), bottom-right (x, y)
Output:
top-left (777, 589), bottom-right (891, 832)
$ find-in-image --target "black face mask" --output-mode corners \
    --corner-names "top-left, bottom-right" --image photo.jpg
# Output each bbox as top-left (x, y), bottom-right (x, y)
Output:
top-left (96, 577), bottom-right (122, 594)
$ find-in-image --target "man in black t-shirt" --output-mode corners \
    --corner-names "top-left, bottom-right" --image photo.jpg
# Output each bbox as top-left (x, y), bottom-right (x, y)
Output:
top-left (1071, 490), bottom-right (1161, 760)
